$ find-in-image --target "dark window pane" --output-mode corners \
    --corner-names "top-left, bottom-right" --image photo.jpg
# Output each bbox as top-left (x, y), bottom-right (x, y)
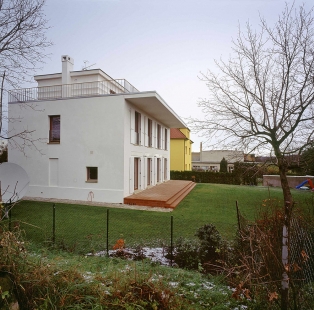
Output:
top-left (88, 167), bottom-right (98, 180)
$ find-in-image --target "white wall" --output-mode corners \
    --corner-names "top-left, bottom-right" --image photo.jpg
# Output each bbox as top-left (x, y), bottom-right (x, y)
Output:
top-left (9, 93), bottom-right (172, 203)
top-left (123, 100), bottom-right (170, 197)
top-left (9, 95), bottom-right (126, 203)
top-left (201, 150), bottom-right (244, 163)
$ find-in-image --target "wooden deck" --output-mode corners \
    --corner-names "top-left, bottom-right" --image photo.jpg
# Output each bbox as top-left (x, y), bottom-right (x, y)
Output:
top-left (124, 180), bottom-right (196, 209)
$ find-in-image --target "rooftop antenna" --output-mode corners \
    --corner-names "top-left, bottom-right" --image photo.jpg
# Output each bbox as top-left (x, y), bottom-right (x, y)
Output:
top-left (82, 60), bottom-right (96, 70)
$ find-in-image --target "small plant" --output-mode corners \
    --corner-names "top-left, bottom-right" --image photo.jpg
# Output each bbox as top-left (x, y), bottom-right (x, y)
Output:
top-left (169, 224), bottom-right (227, 272)
top-left (113, 238), bottom-right (125, 251)
top-left (196, 223), bottom-right (222, 264)
top-left (169, 237), bottom-right (200, 269)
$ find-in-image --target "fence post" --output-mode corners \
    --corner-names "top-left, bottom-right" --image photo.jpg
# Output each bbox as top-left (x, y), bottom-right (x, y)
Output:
top-left (236, 201), bottom-right (241, 232)
top-left (8, 202), bottom-right (12, 232)
top-left (52, 204), bottom-right (56, 244)
top-left (281, 201), bottom-right (291, 310)
top-left (170, 215), bottom-right (173, 267)
top-left (106, 209), bottom-right (109, 257)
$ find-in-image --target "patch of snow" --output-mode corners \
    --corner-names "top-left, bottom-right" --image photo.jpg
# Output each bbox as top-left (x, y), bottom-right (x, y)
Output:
top-left (202, 281), bottom-right (215, 290)
top-left (87, 247), bottom-right (172, 266)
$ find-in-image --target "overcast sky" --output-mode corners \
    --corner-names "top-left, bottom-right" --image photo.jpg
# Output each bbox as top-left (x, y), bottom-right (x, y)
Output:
top-left (33, 0), bottom-right (310, 151)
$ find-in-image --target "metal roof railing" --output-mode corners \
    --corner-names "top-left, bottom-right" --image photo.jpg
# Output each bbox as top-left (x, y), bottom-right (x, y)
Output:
top-left (8, 79), bottom-right (139, 103)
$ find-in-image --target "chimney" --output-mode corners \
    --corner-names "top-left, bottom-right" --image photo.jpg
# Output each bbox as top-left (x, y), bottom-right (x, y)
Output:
top-left (61, 55), bottom-right (74, 84)
top-left (200, 142), bottom-right (202, 161)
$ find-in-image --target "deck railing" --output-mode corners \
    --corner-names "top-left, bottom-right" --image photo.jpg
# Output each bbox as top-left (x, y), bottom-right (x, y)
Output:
top-left (8, 79), bottom-right (139, 103)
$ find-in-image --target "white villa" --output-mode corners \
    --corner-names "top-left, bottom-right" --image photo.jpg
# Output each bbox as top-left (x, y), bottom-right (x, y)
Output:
top-left (8, 55), bottom-right (186, 203)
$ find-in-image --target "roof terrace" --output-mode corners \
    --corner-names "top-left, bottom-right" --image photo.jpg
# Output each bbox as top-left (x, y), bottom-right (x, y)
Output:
top-left (8, 79), bottom-right (139, 103)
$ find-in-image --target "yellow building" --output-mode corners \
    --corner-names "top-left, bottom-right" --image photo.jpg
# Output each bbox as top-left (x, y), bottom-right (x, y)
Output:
top-left (170, 128), bottom-right (193, 171)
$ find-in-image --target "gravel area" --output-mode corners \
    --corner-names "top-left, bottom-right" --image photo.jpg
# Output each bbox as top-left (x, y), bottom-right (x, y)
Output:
top-left (22, 196), bottom-right (173, 212)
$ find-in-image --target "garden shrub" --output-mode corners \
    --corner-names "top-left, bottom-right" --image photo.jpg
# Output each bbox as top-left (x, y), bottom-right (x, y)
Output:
top-left (170, 224), bottom-right (227, 272)
top-left (233, 162), bottom-right (259, 185)
top-left (170, 237), bottom-right (200, 269)
top-left (170, 170), bottom-right (240, 185)
top-left (220, 157), bottom-right (228, 173)
top-left (196, 224), bottom-right (222, 264)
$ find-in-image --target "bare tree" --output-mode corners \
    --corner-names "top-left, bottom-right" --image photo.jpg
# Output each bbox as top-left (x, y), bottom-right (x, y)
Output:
top-left (190, 3), bottom-right (314, 205)
top-left (0, 0), bottom-right (52, 149)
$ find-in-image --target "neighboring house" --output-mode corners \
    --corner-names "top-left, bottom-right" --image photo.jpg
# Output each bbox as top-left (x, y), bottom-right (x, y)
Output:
top-left (170, 128), bottom-right (193, 171)
top-left (192, 143), bottom-right (244, 172)
top-left (8, 55), bottom-right (186, 203)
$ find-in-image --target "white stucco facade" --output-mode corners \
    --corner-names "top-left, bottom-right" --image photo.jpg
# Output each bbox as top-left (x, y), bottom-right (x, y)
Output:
top-left (8, 56), bottom-right (186, 203)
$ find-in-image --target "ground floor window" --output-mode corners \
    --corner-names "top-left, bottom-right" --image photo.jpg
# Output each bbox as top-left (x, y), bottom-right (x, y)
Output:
top-left (134, 158), bottom-right (140, 190)
top-left (157, 158), bottom-right (161, 182)
top-left (147, 158), bottom-right (152, 186)
top-left (87, 167), bottom-right (98, 182)
top-left (164, 158), bottom-right (167, 180)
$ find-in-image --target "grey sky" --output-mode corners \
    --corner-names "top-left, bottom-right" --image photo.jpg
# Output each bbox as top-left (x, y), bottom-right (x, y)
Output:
top-left (31, 0), bottom-right (309, 151)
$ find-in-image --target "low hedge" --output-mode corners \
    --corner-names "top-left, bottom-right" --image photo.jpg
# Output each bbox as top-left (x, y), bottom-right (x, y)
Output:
top-left (171, 162), bottom-right (258, 185)
top-left (170, 170), bottom-right (240, 185)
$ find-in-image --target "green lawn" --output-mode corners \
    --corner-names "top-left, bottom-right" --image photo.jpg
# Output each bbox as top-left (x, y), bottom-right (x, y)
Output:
top-left (9, 184), bottom-right (314, 253)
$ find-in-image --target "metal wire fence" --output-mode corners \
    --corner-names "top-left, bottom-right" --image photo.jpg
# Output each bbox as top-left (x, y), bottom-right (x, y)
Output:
top-left (290, 217), bottom-right (314, 283)
top-left (2, 201), bottom-right (238, 262)
top-left (236, 201), bottom-right (314, 285)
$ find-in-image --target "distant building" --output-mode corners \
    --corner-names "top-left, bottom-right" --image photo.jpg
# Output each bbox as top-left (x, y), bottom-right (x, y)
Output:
top-left (244, 153), bottom-right (256, 162)
top-left (192, 143), bottom-right (244, 172)
top-left (170, 128), bottom-right (193, 171)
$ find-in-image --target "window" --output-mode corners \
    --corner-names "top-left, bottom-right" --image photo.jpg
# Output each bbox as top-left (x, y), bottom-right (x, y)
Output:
top-left (147, 158), bottom-right (152, 185)
top-left (135, 111), bottom-right (141, 145)
top-left (157, 158), bottom-right (161, 182)
top-left (164, 128), bottom-right (168, 150)
top-left (87, 167), bottom-right (98, 182)
top-left (49, 115), bottom-right (60, 143)
top-left (148, 118), bottom-right (152, 147)
top-left (134, 158), bottom-right (140, 190)
top-left (157, 124), bottom-right (161, 149)
top-left (164, 158), bottom-right (167, 180)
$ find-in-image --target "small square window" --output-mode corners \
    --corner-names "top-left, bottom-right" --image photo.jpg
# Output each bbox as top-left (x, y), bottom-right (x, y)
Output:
top-left (87, 167), bottom-right (98, 182)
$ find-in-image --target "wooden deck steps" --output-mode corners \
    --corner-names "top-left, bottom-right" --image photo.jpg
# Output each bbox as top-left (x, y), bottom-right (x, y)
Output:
top-left (123, 180), bottom-right (196, 209)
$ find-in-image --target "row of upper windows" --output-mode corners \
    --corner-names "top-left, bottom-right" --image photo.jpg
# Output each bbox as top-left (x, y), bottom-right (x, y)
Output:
top-left (132, 110), bottom-right (168, 150)
top-left (48, 112), bottom-right (169, 149)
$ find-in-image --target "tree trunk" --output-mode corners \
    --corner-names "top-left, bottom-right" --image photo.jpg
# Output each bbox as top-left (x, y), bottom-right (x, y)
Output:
top-left (274, 149), bottom-right (292, 310)
top-left (275, 152), bottom-right (293, 205)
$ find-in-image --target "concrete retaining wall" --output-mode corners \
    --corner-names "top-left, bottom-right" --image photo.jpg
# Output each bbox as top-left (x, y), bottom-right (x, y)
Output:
top-left (263, 175), bottom-right (314, 188)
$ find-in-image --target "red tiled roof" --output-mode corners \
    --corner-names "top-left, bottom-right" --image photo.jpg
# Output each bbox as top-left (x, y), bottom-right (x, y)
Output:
top-left (170, 128), bottom-right (186, 139)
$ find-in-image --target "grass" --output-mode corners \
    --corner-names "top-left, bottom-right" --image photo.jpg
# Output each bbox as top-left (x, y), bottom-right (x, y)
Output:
top-left (20, 248), bottom-right (256, 309)
top-left (8, 184), bottom-right (314, 253)
top-left (2, 184), bottom-right (314, 309)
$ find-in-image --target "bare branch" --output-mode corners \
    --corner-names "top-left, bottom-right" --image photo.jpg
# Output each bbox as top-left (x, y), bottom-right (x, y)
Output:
top-left (190, 3), bottom-right (314, 205)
